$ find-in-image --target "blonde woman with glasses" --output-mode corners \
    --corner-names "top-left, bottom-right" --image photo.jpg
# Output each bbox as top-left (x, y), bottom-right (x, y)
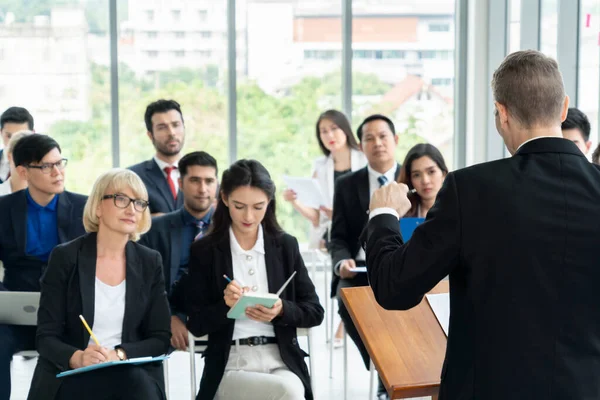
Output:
top-left (27, 168), bottom-right (171, 400)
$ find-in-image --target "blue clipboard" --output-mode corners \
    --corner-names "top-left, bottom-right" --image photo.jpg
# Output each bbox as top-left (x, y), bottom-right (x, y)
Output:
top-left (56, 355), bottom-right (169, 378)
top-left (399, 217), bottom-right (425, 240)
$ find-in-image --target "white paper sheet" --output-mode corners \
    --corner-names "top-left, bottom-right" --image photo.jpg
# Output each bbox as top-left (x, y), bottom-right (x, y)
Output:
top-left (283, 176), bottom-right (325, 209)
top-left (426, 293), bottom-right (450, 337)
top-left (349, 267), bottom-right (367, 273)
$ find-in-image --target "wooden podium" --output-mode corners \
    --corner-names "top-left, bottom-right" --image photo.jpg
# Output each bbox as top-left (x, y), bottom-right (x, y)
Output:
top-left (340, 281), bottom-right (448, 399)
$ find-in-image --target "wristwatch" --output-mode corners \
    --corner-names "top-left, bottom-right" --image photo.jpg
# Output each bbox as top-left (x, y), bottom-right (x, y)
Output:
top-left (115, 347), bottom-right (127, 361)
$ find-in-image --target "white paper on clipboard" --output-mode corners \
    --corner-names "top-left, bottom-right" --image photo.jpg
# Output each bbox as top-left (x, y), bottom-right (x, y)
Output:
top-left (283, 176), bottom-right (325, 209)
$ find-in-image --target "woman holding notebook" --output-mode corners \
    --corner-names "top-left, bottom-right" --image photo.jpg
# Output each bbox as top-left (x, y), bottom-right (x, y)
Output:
top-left (27, 169), bottom-right (171, 400)
top-left (172, 159), bottom-right (324, 400)
top-left (397, 143), bottom-right (449, 218)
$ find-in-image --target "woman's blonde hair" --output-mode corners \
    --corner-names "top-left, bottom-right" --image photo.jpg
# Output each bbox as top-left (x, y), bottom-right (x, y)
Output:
top-left (83, 168), bottom-right (151, 241)
top-left (6, 130), bottom-right (34, 155)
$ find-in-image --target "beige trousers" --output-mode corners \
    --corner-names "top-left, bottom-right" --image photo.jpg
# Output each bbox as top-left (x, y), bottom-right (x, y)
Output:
top-left (215, 343), bottom-right (305, 400)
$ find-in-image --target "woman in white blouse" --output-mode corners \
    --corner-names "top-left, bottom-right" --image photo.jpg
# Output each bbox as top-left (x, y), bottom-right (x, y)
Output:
top-left (283, 110), bottom-right (367, 249)
top-left (172, 159), bottom-right (324, 400)
top-left (28, 169), bottom-right (171, 400)
top-left (0, 130), bottom-right (32, 197)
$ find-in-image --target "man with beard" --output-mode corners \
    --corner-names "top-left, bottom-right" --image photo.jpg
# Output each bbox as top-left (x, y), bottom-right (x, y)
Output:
top-left (139, 151), bottom-right (218, 351)
top-left (129, 99), bottom-right (186, 215)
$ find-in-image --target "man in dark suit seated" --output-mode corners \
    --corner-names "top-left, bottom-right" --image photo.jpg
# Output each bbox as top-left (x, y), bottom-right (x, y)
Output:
top-left (129, 99), bottom-right (186, 215)
top-left (366, 50), bottom-right (600, 400)
top-left (139, 151), bottom-right (218, 351)
top-left (561, 107), bottom-right (591, 156)
top-left (329, 114), bottom-right (400, 400)
top-left (0, 107), bottom-right (35, 184)
top-left (0, 134), bottom-right (86, 400)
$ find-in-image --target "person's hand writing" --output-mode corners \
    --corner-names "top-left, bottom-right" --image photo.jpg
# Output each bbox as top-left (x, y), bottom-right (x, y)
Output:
top-left (69, 345), bottom-right (110, 369)
top-left (319, 206), bottom-right (333, 220)
top-left (245, 299), bottom-right (283, 322)
top-left (369, 182), bottom-right (412, 217)
top-left (283, 189), bottom-right (297, 203)
top-left (339, 259), bottom-right (357, 279)
top-left (106, 349), bottom-right (120, 362)
top-left (223, 280), bottom-right (249, 308)
top-left (170, 315), bottom-right (189, 351)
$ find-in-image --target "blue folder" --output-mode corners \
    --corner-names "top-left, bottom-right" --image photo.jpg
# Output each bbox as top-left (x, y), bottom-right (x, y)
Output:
top-left (399, 217), bottom-right (425, 240)
top-left (56, 355), bottom-right (169, 378)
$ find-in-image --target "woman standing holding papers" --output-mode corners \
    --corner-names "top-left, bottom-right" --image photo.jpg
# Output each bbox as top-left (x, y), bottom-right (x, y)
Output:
top-left (27, 169), bottom-right (171, 400)
top-left (172, 159), bottom-right (324, 400)
top-left (283, 110), bottom-right (367, 248)
top-left (397, 144), bottom-right (448, 218)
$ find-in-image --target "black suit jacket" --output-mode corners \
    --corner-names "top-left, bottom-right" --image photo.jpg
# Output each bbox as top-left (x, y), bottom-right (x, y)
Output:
top-left (329, 165), bottom-right (400, 297)
top-left (139, 209), bottom-right (186, 293)
top-left (366, 138), bottom-right (600, 400)
top-left (27, 233), bottom-right (171, 400)
top-left (129, 159), bottom-right (184, 214)
top-left (171, 230), bottom-right (324, 400)
top-left (0, 190), bottom-right (87, 292)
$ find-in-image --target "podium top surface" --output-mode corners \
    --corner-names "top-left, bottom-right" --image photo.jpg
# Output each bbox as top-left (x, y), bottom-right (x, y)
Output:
top-left (340, 280), bottom-right (448, 399)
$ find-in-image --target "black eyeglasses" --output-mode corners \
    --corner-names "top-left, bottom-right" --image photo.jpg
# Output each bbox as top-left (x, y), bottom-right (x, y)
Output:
top-left (102, 194), bottom-right (149, 212)
top-left (26, 158), bottom-right (68, 174)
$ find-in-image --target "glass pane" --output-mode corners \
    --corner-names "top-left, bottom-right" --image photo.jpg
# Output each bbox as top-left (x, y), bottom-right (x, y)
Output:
top-left (0, 1), bottom-right (111, 194)
top-left (508, 0), bottom-right (522, 53)
top-left (540, 0), bottom-right (558, 57)
top-left (118, 1), bottom-right (229, 175)
top-left (352, 0), bottom-right (456, 168)
top-left (577, 0), bottom-right (600, 152)
top-left (237, 0), bottom-right (342, 243)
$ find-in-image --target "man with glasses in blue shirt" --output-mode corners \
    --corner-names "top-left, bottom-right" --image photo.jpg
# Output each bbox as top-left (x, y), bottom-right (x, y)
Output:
top-left (0, 134), bottom-right (87, 400)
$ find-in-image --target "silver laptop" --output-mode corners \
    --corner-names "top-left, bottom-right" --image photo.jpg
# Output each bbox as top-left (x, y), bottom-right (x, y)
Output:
top-left (0, 291), bottom-right (40, 325)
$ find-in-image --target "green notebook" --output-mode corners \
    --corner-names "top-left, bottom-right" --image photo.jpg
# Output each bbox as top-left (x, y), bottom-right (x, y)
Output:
top-left (226, 271), bottom-right (297, 320)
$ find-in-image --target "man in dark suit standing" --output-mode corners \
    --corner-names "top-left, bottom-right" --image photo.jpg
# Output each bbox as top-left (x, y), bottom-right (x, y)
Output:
top-left (139, 151), bottom-right (218, 351)
top-left (366, 50), bottom-right (600, 400)
top-left (129, 99), bottom-right (186, 215)
top-left (329, 114), bottom-right (399, 400)
top-left (0, 134), bottom-right (86, 400)
top-left (0, 107), bottom-right (34, 184)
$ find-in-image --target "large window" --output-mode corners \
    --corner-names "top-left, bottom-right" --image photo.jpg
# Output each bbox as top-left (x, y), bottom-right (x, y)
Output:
top-left (118, 0), bottom-right (229, 174)
top-left (237, 0), bottom-right (342, 242)
top-left (578, 0), bottom-right (600, 148)
top-left (352, 0), bottom-right (456, 168)
top-left (0, 0), bottom-right (112, 195)
top-left (540, 0), bottom-right (558, 58)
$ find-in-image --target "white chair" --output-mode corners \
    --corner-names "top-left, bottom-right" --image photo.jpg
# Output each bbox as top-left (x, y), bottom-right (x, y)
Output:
top-left (187, 332), bottom-right (209, 400)
top-left (342, 328), bottom-right (377, 400)
top-left (297, 328), bottom-right (315, 391)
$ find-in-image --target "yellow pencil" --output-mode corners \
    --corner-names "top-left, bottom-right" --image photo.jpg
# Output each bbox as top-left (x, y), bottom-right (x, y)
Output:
top-left (79, 314), bottom-right (100, 346)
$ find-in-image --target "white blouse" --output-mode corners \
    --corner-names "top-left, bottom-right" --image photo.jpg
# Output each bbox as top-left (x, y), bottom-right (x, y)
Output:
top-left (89, 278), bottom-right (126, 350)
top-left (229, 225), bottom-right (276, 340)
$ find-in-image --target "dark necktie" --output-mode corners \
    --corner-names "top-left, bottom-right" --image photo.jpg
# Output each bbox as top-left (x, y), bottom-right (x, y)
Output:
top-left (164, 166), bottom-right (177, 200)
top-left (194, 221), bottom-right (206, 241)
top-left (377, 175), bottom-right (388, 187)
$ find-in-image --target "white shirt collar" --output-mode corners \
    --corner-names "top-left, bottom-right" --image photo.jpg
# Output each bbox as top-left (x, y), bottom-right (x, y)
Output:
top-left (1, 149), bottom-right (7, 162)
top-left (229, 224), bottom-right (266, 256)
top-left (367, 163), bottom-right (397, 184)
top-left (153, 155), bottom-right (178, 171)
top-left (515, 136), bottom-right (561, 153)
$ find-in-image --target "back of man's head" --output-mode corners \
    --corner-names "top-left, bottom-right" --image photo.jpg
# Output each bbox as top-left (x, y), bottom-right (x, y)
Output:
top-left (492, 50), bottom-right (565, 128)
top-left (144, 99), bottom-right (184, 134)
top-left (0, 106), bottom-right (34, 131)
top-left (12, 134), bottom-right (61, 168)
top-left (561, 107), bottom-right (591, 142)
